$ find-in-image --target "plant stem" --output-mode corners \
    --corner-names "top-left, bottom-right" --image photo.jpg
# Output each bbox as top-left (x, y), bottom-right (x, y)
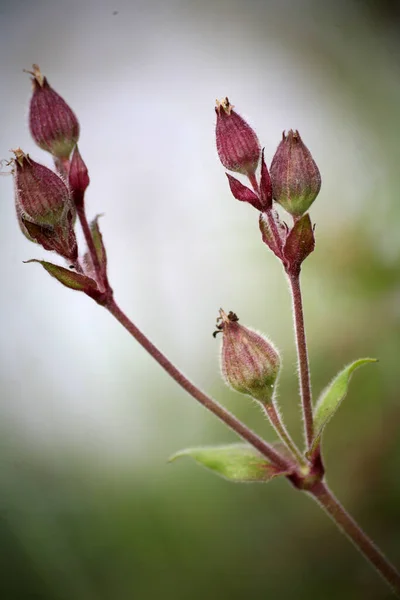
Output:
top-left (106, 297), bottom-right (292, 472)
top-left (263, 402), bottom-right (306, 466)
top-left (289, 273), bottom-right (314, 449)
top-left (76, 201), bottom-right (104, 288)
top-left (309, 481), bottom-right (400, 596)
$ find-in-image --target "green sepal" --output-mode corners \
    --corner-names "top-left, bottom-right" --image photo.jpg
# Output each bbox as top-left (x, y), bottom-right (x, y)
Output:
top-left (169, 443), bottom-right (291, 483)
top-left (25, 259), bottom-right (98, 293)
top-left (90, 215), bottom-right (107, 275)
top-left (308, 358), bottom-right (377, 458)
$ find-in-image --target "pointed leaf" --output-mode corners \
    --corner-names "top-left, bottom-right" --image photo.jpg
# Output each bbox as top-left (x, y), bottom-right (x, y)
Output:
top-left (226, 173), bottom-right (263, 211)
top-left (90, 214), bottom-right (107, 275)
top-left (25, 259), bottom-right (98, 293)
top-left (169, 443), bottom-right (290, 482)
top-left (309, 358), bottom-right (377, 457)
top-left (259, 148), bottom-right (272, 210)
top-left (283, 213), bottom-right (315, 276)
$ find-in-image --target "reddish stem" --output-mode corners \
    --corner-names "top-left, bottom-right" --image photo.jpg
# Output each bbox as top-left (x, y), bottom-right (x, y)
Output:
top-left (76, 200), bottom-right (104, 289)
top-left (289, 273), bottom-right (314, 449)
top-left (105, 297), bottom-right (292, 472)
top-left (310, 481), bottom-right (400, 596)
top-left (263, 402), bottom-right (305, 466)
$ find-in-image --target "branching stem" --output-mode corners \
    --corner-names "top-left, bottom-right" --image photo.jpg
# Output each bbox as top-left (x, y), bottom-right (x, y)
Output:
top-left (310, 481), bottom-right (400, 596)
top-left (106, 297), bottom-right (292, 472)
top-left (289, 273), bottom-right (314, 449)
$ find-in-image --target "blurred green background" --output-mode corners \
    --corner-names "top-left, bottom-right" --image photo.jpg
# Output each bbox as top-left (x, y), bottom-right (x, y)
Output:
top-left (1, 0), bottom-right (400, 598)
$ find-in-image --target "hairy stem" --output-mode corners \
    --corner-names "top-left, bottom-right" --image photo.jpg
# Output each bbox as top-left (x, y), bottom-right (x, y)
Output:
top-left (263, 402), bottom-right (306, 466)
top-left (289, 273), bottom-right (314, 449)
top-left (76, 200), bottom-right (104, 288)
top-left (106, 297), bottom-right (292, 472)
top-left (309, 481), bottom-right (400, 596)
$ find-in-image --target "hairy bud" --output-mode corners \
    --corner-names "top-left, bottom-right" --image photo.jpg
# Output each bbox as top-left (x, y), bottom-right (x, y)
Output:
top-left (270, 130), bottom-right (321, 217)
top-left (215, 98), bottom-right (261, 176)
top-left (27, 64), bottom-right (80, 159)
top-left (215, 310), bottom-right (281, 405)
top-left (13, 149), bottom-right (71, 226)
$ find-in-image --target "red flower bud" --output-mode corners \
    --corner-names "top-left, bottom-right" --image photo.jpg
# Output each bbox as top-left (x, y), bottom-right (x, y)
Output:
top-left (27, 64), bottom-right (80, 159)
top-left (215, 310), bottom-right (281, 405)
top-left (21, 211), bottom-right (78, 263)
top-left (215, 98), bottom-right (261, 176)
top-left (13, 149), bottom-right (71, 226)
top-left (69, 145), bottom-right (90, 205)
top-left (270, 130), bottom-right (321, 217)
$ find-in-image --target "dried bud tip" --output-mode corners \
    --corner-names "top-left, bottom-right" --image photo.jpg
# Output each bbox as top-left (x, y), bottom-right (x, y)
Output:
top-left (215, 97), bottom-right (261, 176)
top-left (217, 309), bottom-right (281, 405)
top-left (12, 147), bottom-right (30, 168)
top-left (24, 64), bottom-right (45, 88)
top-left (215, 97), bottom-right (234, 116)
top-left (213, 308), bottom-right (239, 337)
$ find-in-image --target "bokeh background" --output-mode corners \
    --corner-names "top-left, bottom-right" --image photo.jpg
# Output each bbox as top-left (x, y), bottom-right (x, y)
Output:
top-left (1, 0), bottom-right (400, 598)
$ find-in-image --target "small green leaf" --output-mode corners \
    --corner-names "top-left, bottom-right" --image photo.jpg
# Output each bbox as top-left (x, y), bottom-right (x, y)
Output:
top-left (169, 444), bottom-right (290, 483)
top-left (309, 358), bottom-right (377, 457)
top-left (90, 215), bottom-right (107, 274)
top-left (25, 259), bottom-right (98, 293)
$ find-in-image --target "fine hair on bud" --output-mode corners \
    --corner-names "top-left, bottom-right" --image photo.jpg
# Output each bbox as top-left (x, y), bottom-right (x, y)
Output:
top-left (270, 130), bottom-right (321, 217)
top-left (216, 309), bottom-right (281, 405)
top-left (27, 64), bottom-right (80, 159)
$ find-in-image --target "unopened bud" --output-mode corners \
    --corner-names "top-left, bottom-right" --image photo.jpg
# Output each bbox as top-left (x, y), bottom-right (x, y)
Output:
top-left (215, 98), bottom-right (261, 176)
top-left (215, 310), bottom-right (280, 405)
top-left (13, 149), bottom-right (71, 226)
top-left (27, 64), bottom-right (80, 159)
top-left (21, 211), bottom-right (78, 262)
top-left (69, 145), bottom-right (90, 204)
top-left (270, 130), bottom-right (321, 217)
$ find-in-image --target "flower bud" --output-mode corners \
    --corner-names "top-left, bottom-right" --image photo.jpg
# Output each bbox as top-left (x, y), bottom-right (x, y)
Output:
top-left (215, 310), bottom-right (280, 405)
top-left (69, 145), bottom-right (90, 205)
top-left (13, 149), bottom-right (71, 226)
top-left (21, 211), bottom-right (78, 262)
top-left (27, 64), bottom-right (80, 159)
top-left (270, 130), bottom-right (321, 217)
top-left (215, 98), bottom-right (261, 176)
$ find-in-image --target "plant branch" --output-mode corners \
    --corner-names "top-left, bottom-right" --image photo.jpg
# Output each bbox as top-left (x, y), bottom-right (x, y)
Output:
top-left (309, 481), bottom-right (400, 596)
top-left (76, 199), bottom-right (104, 288)
top-left (105, 296), bottom-right (293, 472)
top-left (289, 273), bottom-right (314, 449)
top-left (263, 402), bottom-right (306, 466)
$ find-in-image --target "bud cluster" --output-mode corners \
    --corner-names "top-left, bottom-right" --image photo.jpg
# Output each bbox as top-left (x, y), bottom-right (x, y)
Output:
top-left (215, 98), bottom-right (321, 274)
top-left (10, 65), bottom-right (105, 296)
